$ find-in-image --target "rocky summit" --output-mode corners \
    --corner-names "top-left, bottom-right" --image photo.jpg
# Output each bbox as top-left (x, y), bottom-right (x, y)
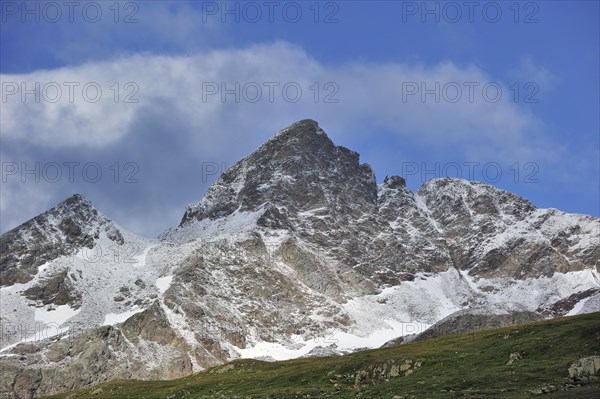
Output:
top-left (1, 119), bottom-right (599, 398)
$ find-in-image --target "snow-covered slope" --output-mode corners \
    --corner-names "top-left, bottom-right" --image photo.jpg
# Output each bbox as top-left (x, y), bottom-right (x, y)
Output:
top-left (416, 178), bottom-right (599, 279)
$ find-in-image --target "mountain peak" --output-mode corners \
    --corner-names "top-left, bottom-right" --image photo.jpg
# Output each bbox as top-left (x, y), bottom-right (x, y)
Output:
top-left (59, 193), bottom-right (94, 209)
top-left (257, 119), bottom-right (331, 155)
top-left (52, 193), bottom-right (107, 224)
top-left (177, 120), bottom-right (376, 227)
top-left (382, 175), bottom-right (407, 189)
top-left (271, 119), bottom-right (323, 139)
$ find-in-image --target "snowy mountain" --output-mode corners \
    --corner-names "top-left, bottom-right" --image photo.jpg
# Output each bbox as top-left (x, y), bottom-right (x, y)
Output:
top-left (1, 194), bottom-right (127, 288)
top-left (0, 194), bottom-right (160, 347)
top-left (1, 119), bottom-right (599, 398)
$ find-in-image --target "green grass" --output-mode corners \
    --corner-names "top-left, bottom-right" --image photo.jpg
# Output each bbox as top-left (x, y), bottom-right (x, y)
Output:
top-left (44, 312), bottom-right (600, 399)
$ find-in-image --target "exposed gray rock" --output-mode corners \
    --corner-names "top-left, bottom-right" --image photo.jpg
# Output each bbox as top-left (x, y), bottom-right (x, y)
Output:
top-left (506, 351), bottom-right (524, 365)
top-left (352, 358), bottom-right (423, 388)
top-left (568, 356), bottom-right (600, 381)
top-left (529, 385), bottom-right (557, 395)
top-left (22, 270), bottom-right (82, 309)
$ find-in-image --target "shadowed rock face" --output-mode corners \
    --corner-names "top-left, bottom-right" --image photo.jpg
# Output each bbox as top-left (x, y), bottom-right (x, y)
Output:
top-left (22, 269), bottom-right (82, 308)
top-left (181, 119), bottom-right (377, 225)
top-left (1, 120), bottom-right (598, 399)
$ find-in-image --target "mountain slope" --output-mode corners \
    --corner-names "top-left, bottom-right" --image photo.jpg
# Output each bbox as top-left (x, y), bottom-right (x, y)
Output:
top-left (0, 120), bottom-right (598, 398)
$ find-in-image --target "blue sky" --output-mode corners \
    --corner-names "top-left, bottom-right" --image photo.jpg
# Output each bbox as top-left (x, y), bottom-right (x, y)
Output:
top-left (1, 0), bottom-right (598, 237)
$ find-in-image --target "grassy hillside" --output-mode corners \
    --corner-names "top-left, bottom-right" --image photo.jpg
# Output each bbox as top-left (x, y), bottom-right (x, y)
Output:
top-left (44, 312), bottom-right (600, 399)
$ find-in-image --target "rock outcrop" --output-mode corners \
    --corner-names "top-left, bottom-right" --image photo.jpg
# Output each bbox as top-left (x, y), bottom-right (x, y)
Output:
top-left (568, 356), bottom-right (600, 382)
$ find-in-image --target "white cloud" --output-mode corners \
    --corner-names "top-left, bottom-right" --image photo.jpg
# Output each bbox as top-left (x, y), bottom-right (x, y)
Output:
top-left (2, 42), bottom-right (540, 153)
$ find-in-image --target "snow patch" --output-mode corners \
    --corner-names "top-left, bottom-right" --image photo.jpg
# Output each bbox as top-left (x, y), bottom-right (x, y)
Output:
top-left (164, 208), bottom-right (264, 244)
top-left (34, 305), bottom-right (80, 325)
top-left (237, 341), bottom-right (316, 361)
top-left (155, 275), bottom-right (174, 295)
top-left (332, 319), bottom-right (429, 350)
top-left (102, 308), bottom-right (144, 326)
top-left (475, 269), bottom-right (600, 310)
top-left (132, 244), bottom-right (158, 268)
